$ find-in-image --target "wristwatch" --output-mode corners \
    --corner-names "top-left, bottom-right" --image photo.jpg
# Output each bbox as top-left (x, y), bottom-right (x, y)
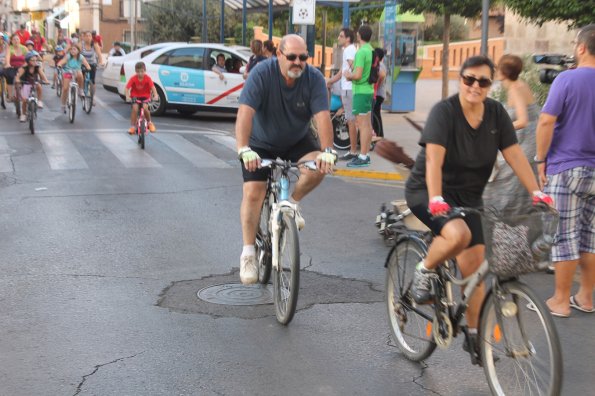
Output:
top-left (533, 156), bottom-right (546, 164)
top-left (324, 147), bottom-right (338, 155)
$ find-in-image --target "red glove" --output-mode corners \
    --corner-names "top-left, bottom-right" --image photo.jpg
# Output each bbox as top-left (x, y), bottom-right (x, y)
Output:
top-left (429, 196), bottom-right (451, 216)
top-left (532, 191), bottom-right (554, 206)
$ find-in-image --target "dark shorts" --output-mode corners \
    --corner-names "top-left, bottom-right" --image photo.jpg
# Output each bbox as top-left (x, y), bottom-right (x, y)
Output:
top-left (241, 131), bottom-right (320, 182)
top-left (406, 189), bottom-right (484, 247)
top-left (4, 68), bottom-right (18, 84)
top-left (82, 64), bottom-right (97, 84)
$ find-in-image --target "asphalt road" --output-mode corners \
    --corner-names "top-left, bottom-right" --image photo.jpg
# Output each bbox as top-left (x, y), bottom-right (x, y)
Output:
top-left (0, 72), bottom-right (592, 395)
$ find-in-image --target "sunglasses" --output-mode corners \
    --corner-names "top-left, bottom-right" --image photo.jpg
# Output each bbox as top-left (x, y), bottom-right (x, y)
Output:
top-left (281, 51), bottom-right (309, 62)
top-left (461, 75), bottom-right (492, 88)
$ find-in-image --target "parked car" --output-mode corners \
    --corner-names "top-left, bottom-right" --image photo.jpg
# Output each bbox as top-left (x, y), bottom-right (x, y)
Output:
top-left (102, 42), bottom-right (184, 98)
top-left (120, 43), bottom-right (251, 115)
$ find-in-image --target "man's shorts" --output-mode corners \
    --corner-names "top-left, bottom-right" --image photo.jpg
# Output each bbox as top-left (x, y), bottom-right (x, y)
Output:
top-left (241, 131), bottom-right (320, 182)
top-left (341, 90), bottom-right (355, 122)
top-left (352, 93), bottom-right (373, 116)
top-left (545, 166), bottom-right (595, 262)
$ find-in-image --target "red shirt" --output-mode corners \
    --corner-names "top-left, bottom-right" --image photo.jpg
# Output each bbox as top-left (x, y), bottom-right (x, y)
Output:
top-left (93, 35), bottom-right (103, 48)
top-left (32, 35), bottom-right (46, 52)
top-left (17, 30), bottom-right (31, 46)
top-left (126, 75), bottom-right (154, 98)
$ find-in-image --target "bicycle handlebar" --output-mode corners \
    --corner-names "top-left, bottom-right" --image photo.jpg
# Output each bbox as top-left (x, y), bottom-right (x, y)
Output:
top-left (260, 158), bottom-right (318, 171)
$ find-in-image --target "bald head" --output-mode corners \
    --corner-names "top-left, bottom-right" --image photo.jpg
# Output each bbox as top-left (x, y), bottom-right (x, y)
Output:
top-left (279, 34), bottom-right (306, 53)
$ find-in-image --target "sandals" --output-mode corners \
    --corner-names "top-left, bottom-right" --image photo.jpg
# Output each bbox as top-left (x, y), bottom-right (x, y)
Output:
top-left (570, 295), bottom-right (595, 313)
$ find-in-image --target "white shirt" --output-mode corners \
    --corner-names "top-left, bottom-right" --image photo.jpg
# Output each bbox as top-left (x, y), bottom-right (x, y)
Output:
top-left (340, 44), bottom-right (356, 91)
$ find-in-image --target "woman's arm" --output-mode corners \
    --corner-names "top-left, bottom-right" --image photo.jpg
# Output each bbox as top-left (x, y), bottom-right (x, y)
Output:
top-left (508, 87), bottom-right (528, 130)
top-left (94, 43), bottom-right (103, 65)
top-left (425, 143), bottom-right (446, 199)
top-left (82, 57), bottom-right (91, 70)
top-left (501, 143), bottom-right (539, 193)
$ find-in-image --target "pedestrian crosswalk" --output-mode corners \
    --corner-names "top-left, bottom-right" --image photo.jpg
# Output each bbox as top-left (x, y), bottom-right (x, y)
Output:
top-left (0, 131), bottom-right (237, 173)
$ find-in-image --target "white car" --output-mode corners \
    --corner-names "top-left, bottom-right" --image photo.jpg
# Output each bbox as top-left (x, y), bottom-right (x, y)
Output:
top-left (121, 43), bottom-right (251, 115)
top-left (101, 42), bottom-right (184, 99)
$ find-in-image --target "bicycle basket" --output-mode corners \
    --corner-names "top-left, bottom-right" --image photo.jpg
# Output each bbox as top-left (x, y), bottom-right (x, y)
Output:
top-left (482, 207), bottom-right (559, 277)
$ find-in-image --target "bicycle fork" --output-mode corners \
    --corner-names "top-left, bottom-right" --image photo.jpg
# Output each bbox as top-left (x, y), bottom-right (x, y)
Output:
top-left (270, 202), bottom-right (296, 271)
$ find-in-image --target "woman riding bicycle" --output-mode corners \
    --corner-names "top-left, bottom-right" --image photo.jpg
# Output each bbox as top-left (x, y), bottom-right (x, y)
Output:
top-left (15, 51), bottom-right (49, 122)
top-left (4, 33), bottom-right (27, 104)
top-left (80, 31), bottom-right (103, 97)
top-left (57, 45), bottom-right (90, 113)
top-left (403, 56), bottom-right (553, 348)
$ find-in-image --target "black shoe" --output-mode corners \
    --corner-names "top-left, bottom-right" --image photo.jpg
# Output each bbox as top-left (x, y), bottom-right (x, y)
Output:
top-left (411, 262), bottom-right (436, 304)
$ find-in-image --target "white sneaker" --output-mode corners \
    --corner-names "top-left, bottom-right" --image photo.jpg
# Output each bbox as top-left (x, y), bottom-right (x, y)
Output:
top-left (37, 100), bottom-right (44, 108)
top-left (294, 207), bottom-right (305, 231)
top-left (19, 114), bottom-right (26, 122)
top-left (240, 255), bottom-right (258, 284)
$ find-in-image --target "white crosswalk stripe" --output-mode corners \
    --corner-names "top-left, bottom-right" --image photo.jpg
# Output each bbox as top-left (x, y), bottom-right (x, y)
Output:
top-left (96, 133), bottom-right (162, 168)
top-left (152, 134), bottom-right (231, 169)
top-left (0, 137), bottom-right (14, 173)
top-left (37, 134), bottom-right (89, 170)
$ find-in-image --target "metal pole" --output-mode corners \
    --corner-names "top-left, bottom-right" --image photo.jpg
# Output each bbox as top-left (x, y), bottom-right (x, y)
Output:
top-left (202, 0), bottom-right (208, 43)
top-left (129, 0), bottom-right (135, 48)
top-left (480, 0), bottom-right (489, 56)
top-left (242, 0), bottom-right (247, 46)
top-left (342, 2), bottom-right (350, 28)
top-left (220, 0), bottom-right (225, 43)
top-left (268, 0), bottom-right (273, 40)
top-left (321, 10), bottom-right (327, 76)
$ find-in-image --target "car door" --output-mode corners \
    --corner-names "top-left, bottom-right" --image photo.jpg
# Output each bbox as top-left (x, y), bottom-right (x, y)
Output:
top-left (203, 49), bottom-right (246, 108)
top-left (153, 47), bottom-right (206, 105)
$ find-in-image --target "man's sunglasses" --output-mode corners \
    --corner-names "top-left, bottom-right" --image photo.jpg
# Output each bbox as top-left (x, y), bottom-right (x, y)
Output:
top-left (281, 51), bottom-right (309, 62)
top-left (461, 75), bottom-right (492, 88)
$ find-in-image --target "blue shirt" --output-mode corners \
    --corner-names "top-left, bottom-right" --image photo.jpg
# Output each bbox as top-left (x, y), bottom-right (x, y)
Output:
top-left (239, 58), bottom-right (328, 151)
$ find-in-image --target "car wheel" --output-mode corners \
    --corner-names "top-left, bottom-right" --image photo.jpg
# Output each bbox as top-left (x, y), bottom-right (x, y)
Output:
top-left (151, 86), bottom-right (166, 116)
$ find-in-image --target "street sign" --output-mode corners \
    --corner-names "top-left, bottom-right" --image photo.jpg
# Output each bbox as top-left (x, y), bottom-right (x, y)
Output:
top-left (292, 0), bottom-right (315, 25)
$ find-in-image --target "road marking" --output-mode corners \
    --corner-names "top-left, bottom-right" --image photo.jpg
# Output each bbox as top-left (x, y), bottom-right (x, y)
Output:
top-left (0, 128), bottom-right (229, 136)
top-left (94, 96), bottom-right (127, 122)
top-left (96, 133), bottom-right (161, 168)
top-left (333, 168), bottom-right (404, 181)
top-left (37, 134), bottom-right (89, 170)
top-left (0, 137), bottom-right (14, 173)
top-left (152, 134), bottom-right (231, 168)
top-left (204, 134), bottom-right (236, 152)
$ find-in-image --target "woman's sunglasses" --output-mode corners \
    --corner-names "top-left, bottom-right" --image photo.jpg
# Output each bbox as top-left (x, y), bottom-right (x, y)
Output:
top-left (281, 51), bottom-right (309, 62)
top-left (461, 75), bottom-right (492, 88)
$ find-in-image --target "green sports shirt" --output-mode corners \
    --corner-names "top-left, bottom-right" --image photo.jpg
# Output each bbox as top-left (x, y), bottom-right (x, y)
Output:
top-left (352, 42), bottom-right (374, 95)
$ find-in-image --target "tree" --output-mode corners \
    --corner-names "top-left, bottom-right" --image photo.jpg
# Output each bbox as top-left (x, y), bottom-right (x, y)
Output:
top-left (503, 0), bottom-right (594, 29)
top-left (399, 0), bottom-right (482, 98)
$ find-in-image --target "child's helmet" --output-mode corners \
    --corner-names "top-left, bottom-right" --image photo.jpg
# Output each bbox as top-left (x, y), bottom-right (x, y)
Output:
top-left (25, 51), bottom-right (40, 62)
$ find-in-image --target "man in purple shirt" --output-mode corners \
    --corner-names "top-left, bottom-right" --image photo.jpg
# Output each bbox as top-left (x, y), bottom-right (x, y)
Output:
top-left (536, 23), bottom-right (595, 317)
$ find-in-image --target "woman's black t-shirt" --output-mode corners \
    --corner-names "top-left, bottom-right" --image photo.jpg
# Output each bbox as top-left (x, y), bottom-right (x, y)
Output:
top-left (405, 94), bottom-right (517, 208)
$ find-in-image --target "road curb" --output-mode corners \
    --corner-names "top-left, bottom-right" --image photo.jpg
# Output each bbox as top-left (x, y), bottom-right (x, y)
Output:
top-left (333, 168), bottom-right (404, 181)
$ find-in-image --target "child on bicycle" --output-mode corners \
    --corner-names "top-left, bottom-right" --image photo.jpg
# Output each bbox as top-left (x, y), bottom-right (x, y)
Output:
top-left (57, 45), bottom-right (90, 113)
top-left (52, 45), bottom-right (65, 89)
top-left (125, 61), bottom-right (158, 134)
top-left (15, 51), bottom-right (49, 122)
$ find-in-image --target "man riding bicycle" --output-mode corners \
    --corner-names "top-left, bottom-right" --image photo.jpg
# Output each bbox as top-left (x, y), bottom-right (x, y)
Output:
top-left (236, 34), bottom-right (336, 284)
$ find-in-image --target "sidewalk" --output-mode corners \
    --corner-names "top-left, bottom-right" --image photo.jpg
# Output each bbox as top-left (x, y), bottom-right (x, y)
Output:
top-left (334, 79), bottom-right (459, 180)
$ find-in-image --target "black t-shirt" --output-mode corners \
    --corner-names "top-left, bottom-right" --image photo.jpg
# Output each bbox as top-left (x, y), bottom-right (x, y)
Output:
top-left (246, 54), bottom-right (266, 73)
top-left (406, 94), bottom-right (517, 207)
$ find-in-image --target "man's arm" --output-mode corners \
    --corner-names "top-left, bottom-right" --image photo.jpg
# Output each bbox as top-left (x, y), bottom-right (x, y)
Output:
top-left (535, 112), bottom-right (557, 188)
top-left (235, 104), bottom-right (260, 171)
top-left (326, 69), bottom-right (341, 87)
top-left (312, 110), bottom-right (333, 150)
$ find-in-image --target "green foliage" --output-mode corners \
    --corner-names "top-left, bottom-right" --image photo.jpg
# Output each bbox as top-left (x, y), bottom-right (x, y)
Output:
top-left (503, 0), bottom-right (594, 29)
top-left (424, 15), bottom-right (469, 42)
top-left (399, 0), bottom-right (482, 18)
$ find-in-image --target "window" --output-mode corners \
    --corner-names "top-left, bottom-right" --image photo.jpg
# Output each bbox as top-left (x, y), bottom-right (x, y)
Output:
top-left (121, 0), bottom-right (142, 18)
top-left (157, 48), bottom-right (205, 70)
top-left (208, 50), bottom-right (245, 73)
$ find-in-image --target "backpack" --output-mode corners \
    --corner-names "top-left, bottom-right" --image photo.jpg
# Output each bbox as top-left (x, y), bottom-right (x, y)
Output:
top-left (368, 49), bottom-right (381, 84)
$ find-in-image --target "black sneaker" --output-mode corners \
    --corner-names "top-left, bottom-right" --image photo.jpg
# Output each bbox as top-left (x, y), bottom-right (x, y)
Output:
top-left (411, 261), bottom-right (436, 304)
top-left (340, 152), bottom-right (358, 161)
top-left (346, 155), bottom-right (371, 168)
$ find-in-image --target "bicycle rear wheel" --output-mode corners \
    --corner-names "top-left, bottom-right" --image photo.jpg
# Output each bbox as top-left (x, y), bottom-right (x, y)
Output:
top-left (386, 238), bottom-right (436, 361)
top-left (256, 192), bottom-right (273, 284)
top-left (56, 76), bottom-right (62, 98)
top-left (83, 83), bottom-right (93, 114)
top-left (480, 281), bottom-right (562, 396)
top-left (273, 212), bottom-right (300, 325)
top-left (28, 101), bottom-right (36, 134)
top-left (332, 112), bottom-right (351, 150)
top-left (68, 86), bottom-right (76, 123)
top-left (1, 78), bottom-right (6, 109)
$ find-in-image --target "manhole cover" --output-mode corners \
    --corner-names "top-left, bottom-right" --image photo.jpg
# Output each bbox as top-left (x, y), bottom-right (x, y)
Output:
top-left (197, 283), bottom-right (273, 306)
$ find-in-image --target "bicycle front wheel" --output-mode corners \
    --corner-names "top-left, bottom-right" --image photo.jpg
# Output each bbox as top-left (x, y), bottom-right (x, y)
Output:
top-left (256, 192), bottom-right (273, 284)
top-left (84, 84), bottom-right (93, 114)
top-left (273, 212), bottom-right (300, 325)
top-left (68, 86), bottom-right (76, 123)
top-left (56, 77), bottom-right (62, 98)
top-left (386, 238), bottom-right (436, 361)
top-left (480, 281), bottom-right (562, 396)
top-left (138, 122), bottom-right (145, 149)
top-left (28, 101), bottom-right (36, 134)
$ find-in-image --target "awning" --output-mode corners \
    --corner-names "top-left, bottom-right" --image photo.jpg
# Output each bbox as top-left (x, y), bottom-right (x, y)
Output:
top-left (59, 15), bottom-right (70, 29)
top-left (46, 7), bottom-right (65, 21)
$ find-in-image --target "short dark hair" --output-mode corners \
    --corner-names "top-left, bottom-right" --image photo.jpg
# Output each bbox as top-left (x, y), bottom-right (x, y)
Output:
top-left (374, 47), bottom-right (385, 61)
top-left (340, 28), bottom-right (354, 44)
top-left (460, 55), bottom-right (496, 79)
top-left (216, 53), bottom-right (225, 61)
top-left (358, 25), bottom-right (373, 42)
top-left (577, 24), bottom-right (595, 56)
top-left (114, 41), bottom-right (120, 46)
top-left (497, 54), bottom-right (523, 81)
top-left (135, 61), bottom-right (146, 71)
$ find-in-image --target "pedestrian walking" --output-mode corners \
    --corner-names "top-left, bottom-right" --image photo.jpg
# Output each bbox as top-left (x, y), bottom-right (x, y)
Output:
top-left (372, 47), bottom-right (387, 139)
